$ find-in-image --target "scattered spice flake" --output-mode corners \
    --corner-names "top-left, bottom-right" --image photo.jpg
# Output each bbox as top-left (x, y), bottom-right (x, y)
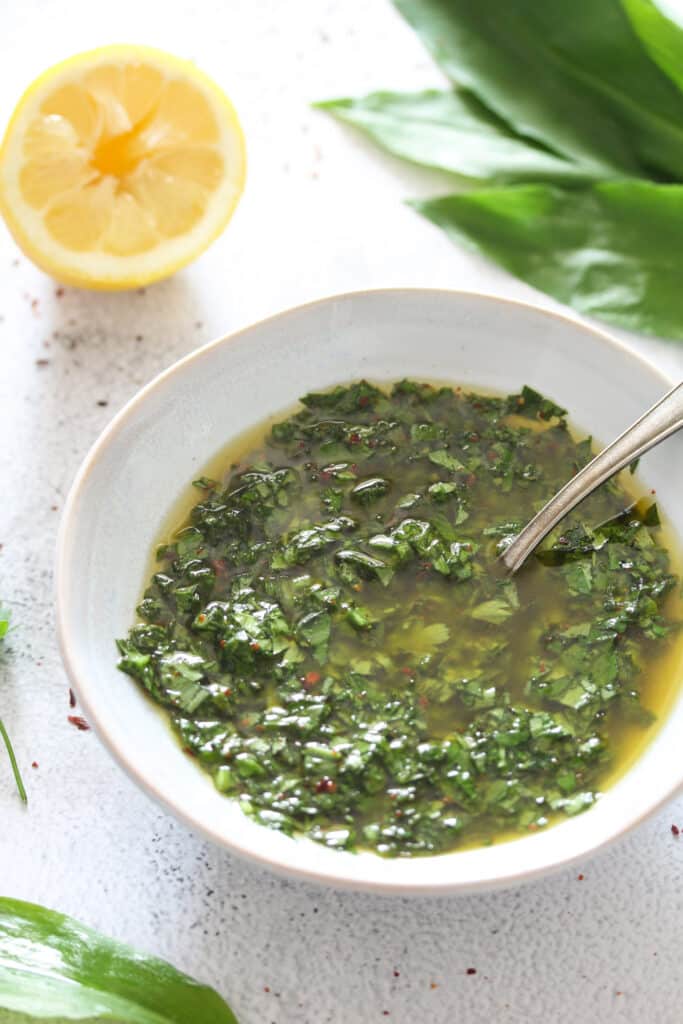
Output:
top-left (69, 688), bottom-right (76, 708)
top-left (263, 986), bottom-right (270, 993)
top-left (51, 505), bottom-right (58, 512)
top-left (31, 761), bottom-right (38, 769)
top-left (96, 400), bottom-right (109, 407)
top-left (382, 1013), bottom-right (390, 1017)
top-left (35, 358), bottom-right (50, 367)
top-left (195, 321), bottom-right (203, 329)
top-left (304, 670), bottom-right (321, 687)
top-left (430, 982), bottom-right (438, 989)
top-left (577, 873), bottom-right (585, 881)
top-left (393, 970), bottom-right (400, 978)
top-left (135, 333), bottom-right (143, 341)
top-left (466, 968), bottom-right (477, 976)
top-left (68, 715), bottom-right (90, 731)
top-left (671, 824), bottom-right (680, 836)
top-left (137, 288), bottom-right (146, 296)
top-left (55, 287), bottom-right (65, 298)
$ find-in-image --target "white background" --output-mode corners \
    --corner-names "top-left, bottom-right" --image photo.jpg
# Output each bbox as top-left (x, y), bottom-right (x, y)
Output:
top-left (2, 2), bottom-right (683, 1021)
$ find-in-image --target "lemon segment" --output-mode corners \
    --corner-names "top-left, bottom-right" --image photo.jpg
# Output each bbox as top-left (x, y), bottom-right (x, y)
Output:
top-left (0, 45), bottom-right (246, 289)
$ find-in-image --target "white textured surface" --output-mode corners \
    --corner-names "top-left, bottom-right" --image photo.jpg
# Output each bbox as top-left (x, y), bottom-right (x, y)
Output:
top-left (1, 1), bottom-right (683, 1021)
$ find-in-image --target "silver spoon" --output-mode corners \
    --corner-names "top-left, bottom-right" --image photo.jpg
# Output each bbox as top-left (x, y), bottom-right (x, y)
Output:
top-left (501, 380), bottom-right (683, 574)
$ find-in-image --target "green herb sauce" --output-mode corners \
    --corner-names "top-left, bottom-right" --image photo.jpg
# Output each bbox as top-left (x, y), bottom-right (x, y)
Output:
top-left (117, 380), bottom-right (682, 856)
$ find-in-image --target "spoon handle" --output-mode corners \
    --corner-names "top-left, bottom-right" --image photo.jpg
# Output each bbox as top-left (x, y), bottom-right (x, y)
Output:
top-left (501, 381), bottom-right (683, 574)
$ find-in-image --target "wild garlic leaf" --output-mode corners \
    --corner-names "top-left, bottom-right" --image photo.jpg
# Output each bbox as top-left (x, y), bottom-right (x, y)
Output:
top-left (0, 607), bottom-right (27, 804)
top-left (622, 0), bottom-right (683, 94)
top-left (0, 897), bottom-right (238, 1023)
top-left (413, 182), bottom-right (683, 338)
top-left (393, 0), bottom-right (683, 180)
top-left (317, 89), bottom-right (600, 183)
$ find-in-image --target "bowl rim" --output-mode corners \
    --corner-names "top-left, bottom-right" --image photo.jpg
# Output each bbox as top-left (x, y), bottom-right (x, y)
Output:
top-left (55, 287), bottom-right (680, 893)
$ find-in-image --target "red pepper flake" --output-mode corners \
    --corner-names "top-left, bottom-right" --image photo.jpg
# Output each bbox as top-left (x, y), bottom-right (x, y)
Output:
top-left (465, 473), bottom-right (477, 487)
top-left (250, 641), bottom-right (261, 652)
top-left (31, 761), bottom-right (39, 769)
top-left (35, 358), bottom-right (50, 367)
top-left (466, 967), bottom-right (477, 976)
top-left (382, 1013), bottom-right (390, 1017)
top-left (223, 687), bottom-right (232, 696)
top-left (358, 395), bottom-right (370, 408)
top-left (263, 986), bottom-right (270, 993)
top-left (577, 873), bottom-right (584, 881)
top-left (671, 824), bottom-right (680, 836)
top-left (304, 670), bottom-right (321, 688)
top-left (182, 746), bottom-right (197, 757)
top-left (320, 470), bottom-right (332, 482)
top-left (430, 982), bottom-right (438, 990)
top-left (527, 822), bottom-right (539, 832)
top-left (218, 639), bottom-right (226, 649)
top-left (651, 489), bottom-right (656, 495)
top-left (418, 695), bottom-right (429, 709)
top-left (349, 432), bottom-right (362, 445)
top-left (68, 715), bottom-right (90, 731)
top-left (393, 970), bottom-right (400, 978)
top-left (315, 777), bottom-right (337, 794)
top-left (197, 614), bottom-right (207, 624)
top-left (400, 666), bottom-right (413, 676)
top-left (469, 432), bottom-right (480, 442)
top-left (69, 688), bottom-right (76, 708)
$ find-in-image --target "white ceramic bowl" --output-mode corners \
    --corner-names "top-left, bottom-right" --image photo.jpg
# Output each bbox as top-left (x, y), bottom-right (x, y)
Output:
top-left (56, 290), bottom-right (683, 893)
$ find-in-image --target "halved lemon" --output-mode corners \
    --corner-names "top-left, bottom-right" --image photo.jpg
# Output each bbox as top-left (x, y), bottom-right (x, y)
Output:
top-left (0, 45), bottom-right (246, 289)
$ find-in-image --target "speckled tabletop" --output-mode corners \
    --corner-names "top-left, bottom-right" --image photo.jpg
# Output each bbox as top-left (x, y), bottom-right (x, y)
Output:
top-left (2, 1), bottom-right (683, 1022)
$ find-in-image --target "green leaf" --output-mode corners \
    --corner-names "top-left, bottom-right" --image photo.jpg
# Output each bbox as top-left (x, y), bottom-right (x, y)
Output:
top-left (0, 608), bottom-right (27, 805)
top-left (564, 561), bottom-right (594, 596)
top-left (296, 611), bottom-right (332, 648)
top-left (622, 0), bottom-right (683, 93)
top-left (643, 502), bottom-right (661, 526)
top-left (317, 89), bottom-right (598, 183)
top-left (470, 598), bottom-right (516, 625)
top-left (0, 897), bottom-right (238, 1022)
top-left (393, 0), bottom-right (683, 179)
top-left (428, 449), bottom-right (464, 472)
top-left (413, 182), bottom-right (683, 338)
top-left (0, 718), bottom-right (27, 805)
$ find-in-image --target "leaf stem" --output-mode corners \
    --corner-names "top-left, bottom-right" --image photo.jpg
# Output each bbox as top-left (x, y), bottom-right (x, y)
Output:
top-left (0, 717), bottom-right (27, 804)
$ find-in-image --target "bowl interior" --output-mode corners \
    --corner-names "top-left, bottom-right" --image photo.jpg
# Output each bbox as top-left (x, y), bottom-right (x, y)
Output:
top-left (57, 290), bottom-right (683, 892)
